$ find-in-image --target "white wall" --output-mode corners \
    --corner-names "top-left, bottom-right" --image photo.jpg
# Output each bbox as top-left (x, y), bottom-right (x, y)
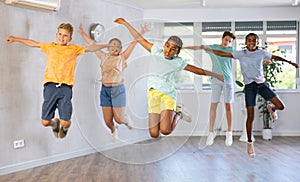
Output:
top-left (144, 7), bottom-right (300, 22)
top-left (0, 0), bottom-right (148, 175)
top-left (1, 2), bottom-right (300, 175)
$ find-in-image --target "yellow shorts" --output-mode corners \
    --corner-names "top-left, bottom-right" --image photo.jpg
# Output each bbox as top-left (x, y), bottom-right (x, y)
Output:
top-left (147, 88), bottom-right (176, 114)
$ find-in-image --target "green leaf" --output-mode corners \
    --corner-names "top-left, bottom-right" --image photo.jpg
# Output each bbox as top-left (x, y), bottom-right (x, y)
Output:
top-left (235, 80), bottom-right (244, 87)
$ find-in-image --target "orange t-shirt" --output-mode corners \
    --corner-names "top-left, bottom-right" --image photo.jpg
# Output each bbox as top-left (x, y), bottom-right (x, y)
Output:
top-left (40, 42), bottom-right (85, 86)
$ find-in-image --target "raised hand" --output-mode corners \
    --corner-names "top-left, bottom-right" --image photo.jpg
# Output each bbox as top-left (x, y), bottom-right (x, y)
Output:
top-left (6, 36), bottom-right (15, 44)
top-left (290, 61), bottom-right (299, 68)
top-left (78, 23), bottom-right (84, 34)
top-left (140, 23), bottom-right (150, 35)
top-left (114, 18), bottom-right (127, 25)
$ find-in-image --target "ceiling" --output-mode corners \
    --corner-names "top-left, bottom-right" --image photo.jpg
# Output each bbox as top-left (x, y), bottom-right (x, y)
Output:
top-left (109, 0), bottom-right (299, 9)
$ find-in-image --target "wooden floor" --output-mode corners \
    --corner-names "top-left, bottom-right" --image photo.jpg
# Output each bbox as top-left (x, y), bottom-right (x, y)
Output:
top-left (1, 136), bottom-right (300, 182)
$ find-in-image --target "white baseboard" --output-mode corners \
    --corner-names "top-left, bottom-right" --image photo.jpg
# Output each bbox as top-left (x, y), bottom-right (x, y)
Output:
top-left (171, 130), bottom-right (300, 136)
top-left (0, 135), bottom-right (150, 175)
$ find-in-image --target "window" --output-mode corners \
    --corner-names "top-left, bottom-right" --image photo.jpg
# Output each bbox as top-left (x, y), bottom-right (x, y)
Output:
top-left (265, 21), bottom-right (297, 89)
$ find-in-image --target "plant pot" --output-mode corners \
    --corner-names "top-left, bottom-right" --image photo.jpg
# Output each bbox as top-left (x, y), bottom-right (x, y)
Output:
top-left (262, 128), bottom-right (272, 140)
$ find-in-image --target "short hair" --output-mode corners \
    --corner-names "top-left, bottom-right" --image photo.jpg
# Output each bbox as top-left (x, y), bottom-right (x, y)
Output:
top-left (167, 36), bottom-right (183, 48)
top-left (245, 33), bottom-right (259, 41)
top-left (222, 31), bottom-right (236, 40)
top-left (57, 23), bottom-right (73, 36)
top-left (109, 38), bottom-right (122, 48)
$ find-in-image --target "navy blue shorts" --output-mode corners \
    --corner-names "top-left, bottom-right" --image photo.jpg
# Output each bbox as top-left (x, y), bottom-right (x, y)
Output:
top-left (42, 83), bottom-right (73, 120)
top-left (100, 84), bottom-right (126, 107)
top-left (244, 82), bottom-right (276, 107)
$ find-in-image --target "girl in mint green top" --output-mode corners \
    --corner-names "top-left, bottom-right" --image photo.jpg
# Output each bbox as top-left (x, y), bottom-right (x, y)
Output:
top-left (115, 18), bottom-right (224, 138)
top-left (148, 43), bottom-right (188, 99)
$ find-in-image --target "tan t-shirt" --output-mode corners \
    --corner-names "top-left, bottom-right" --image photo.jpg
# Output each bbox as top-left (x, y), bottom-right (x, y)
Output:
top-left (96, 51), bottom-right (127, 85)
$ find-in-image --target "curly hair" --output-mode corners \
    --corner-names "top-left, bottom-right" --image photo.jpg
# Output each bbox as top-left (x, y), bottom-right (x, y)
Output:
top-left (167, 36), bottom-right (183, 49)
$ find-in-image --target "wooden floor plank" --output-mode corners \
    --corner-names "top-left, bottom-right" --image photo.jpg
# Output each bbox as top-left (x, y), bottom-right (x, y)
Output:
top-left (1, 136), bottom-right (300, 182)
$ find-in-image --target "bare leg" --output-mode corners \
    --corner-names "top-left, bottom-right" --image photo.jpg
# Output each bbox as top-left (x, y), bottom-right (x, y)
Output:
top-left (209, 103), bottom-right (218, 132)
top-left (113, 107), bottom-right (133, 129)
top-left (269, 96), bottom-right (285, 111)
top-left (113, 107), bottom-right (129, 125)
top-left (246, 106), bottom-right (255, 143)
top-left (246, 106), bottom-right (255, 157)
top-left (102, 106), bottom-right (116, 133)
top-left (60, 119), bottom-right (71, 128)
top-left (159, 110), bottom-right (181, 136)
top-left (41, 119), bottom-right (70, 128)
top-left (225, 103), bottom-right (232, 132)
top-left (148, 113), bottom-right (160, 138)
top-left (41, 119), bottom-right (53, 127)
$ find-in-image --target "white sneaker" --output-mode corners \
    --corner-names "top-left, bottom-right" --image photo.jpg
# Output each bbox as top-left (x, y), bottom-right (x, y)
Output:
top-left (176, 104), bottom-right (192, 122)
top-left (126, 118), bottom-right (134, 130)
top-left (267, 104), bottom-right (278, 121)
top-left (225, 131), bottom-right (233, 146)
top-left (111, 127), bottom-right (118, 142)
top-left (206, 131), bottom-right (216, 146)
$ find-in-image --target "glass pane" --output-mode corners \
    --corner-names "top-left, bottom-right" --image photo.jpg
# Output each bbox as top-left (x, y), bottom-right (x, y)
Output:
top-left (266, 36), bottom-right (297, 89)
top-left (235, 21), bottom-right (263, 31)
top-left (201, 37), bottom-right (223, 90)
top-left (175, 38), bottom-right (195, 90)
top-left (202, 22), bottom-right (231, 32)
top-left (267, 21), bottom-right (297, 30)
top-left (164, 23), bottom-right (193, 36)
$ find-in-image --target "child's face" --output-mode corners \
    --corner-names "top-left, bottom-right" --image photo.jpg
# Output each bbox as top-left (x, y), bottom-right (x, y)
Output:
top-left (163, 40), bottom-right (180, 59)
top-left (108, 40), bottom-right (122, 56)
top-left (245, 35), bottom-right (259, 51)
top-left (221, 36), bottom-right (233, 48)
top-left (56, 28), bottom-right (72, 45)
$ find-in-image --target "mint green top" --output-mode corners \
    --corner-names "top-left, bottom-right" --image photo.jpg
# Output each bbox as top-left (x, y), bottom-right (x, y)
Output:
top-left (207, 44), bottom-right (235, 83)
top-left (148, 44), bottom-right (188, 99)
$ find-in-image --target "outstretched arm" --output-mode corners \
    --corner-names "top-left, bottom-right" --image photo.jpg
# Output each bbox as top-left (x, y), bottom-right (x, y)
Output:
top-left (122, 23), bottom-right (151, 60)
top-left (78, 24), bottom-right (110, 53)
top-left (114, 18), bottom-right (153, 52)
top-left (184, 64), bottom-right (224, 82)
top-left (85, 43), bottom-right (110, 52)
top-left (271, 55), bottom-right (299, 68)
top-left (200, 45), bottom-right (233, 58)
top-left (6, 36), bottom-right (40, 48)
top-left (78, 23), bottom-right (95, 45)
top-left (183, 46), bottom-right (202, 50)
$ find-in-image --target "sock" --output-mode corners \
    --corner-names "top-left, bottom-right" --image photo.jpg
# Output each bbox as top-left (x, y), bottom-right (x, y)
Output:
top-left (52, 120), bottom-right (58, 129)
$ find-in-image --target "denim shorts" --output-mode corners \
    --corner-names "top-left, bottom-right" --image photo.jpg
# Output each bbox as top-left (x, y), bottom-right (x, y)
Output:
top-left (211, 79), bottom-right (234, 103)
top-left (100, 84), bottom-right (126, 107)
top-left (42, 83), bottom-right (73, 120)
top-left (244, 82), bottom-right (276, 107)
